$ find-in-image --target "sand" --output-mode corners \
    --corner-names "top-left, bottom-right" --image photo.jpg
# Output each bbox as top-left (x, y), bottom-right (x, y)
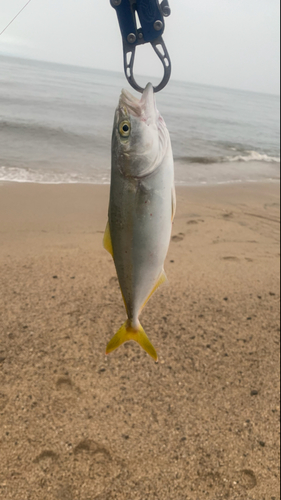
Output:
top-left (0, 181), bottom-right (280, 500)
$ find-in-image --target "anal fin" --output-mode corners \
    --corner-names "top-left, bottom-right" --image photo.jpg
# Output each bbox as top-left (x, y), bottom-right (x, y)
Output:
top-left (140, 270), bottom-right (167, 313)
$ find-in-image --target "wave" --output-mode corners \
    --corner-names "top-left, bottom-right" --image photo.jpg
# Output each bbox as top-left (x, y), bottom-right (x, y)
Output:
top-left (0, 119), bottom-right (72, 136)
top-left (0, 119), bottom-right (102, 147)
top-left (1, 163), bottom-right (279, 187)
top-left (175, 156), bottom-right (217, 165)
top-left (175, 151), bottom-right (280, 165)
top-left (228, 151), bottom-right (280, 163)
top-left (0, 166), bottom-right (110, 185)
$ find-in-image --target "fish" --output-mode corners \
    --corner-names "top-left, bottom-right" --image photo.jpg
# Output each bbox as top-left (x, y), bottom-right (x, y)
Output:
top-left (103, 83), bottom-right (176, 361)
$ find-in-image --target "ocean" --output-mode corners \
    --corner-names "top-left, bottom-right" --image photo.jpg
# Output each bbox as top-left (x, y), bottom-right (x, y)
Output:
top-left (0, 54), bottom-right (280, 186)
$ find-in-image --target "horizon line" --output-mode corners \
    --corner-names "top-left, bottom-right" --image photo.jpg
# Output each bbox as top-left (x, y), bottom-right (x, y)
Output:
top-left (0, 51), bottom-right (280, 98)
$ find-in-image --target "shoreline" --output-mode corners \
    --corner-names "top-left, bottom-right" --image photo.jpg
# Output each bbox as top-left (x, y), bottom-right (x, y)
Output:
top-left (0, 177), bottom-right (280, 188)
top-left (0, 159), bottom-right (279, 187)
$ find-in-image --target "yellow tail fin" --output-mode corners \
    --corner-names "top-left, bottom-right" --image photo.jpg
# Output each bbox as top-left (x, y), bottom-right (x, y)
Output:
top-left (106, 321), bottom-right (158, 362)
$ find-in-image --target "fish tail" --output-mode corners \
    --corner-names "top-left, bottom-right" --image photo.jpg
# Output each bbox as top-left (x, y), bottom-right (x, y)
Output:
top-left (106, 320), bottom-right (158, 362)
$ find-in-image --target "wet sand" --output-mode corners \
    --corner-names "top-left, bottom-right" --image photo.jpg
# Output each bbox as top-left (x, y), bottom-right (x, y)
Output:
top-left (0, 182), bottom-right (280, 499)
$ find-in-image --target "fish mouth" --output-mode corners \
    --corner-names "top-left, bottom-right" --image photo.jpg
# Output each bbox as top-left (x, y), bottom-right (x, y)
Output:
top-left (119, 83), bottom-right (158, 124)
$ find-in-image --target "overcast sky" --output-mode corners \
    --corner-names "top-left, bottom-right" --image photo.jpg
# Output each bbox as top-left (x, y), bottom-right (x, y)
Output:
top-left (0, 0), bottom-right (280, 95)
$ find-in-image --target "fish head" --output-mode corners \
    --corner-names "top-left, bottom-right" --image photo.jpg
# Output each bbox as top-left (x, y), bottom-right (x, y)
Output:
top-left (112, 83), bottom-right (170, 178)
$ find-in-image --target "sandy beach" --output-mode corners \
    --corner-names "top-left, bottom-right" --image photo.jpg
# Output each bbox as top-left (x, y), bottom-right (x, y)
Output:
top-left (0, 181), bottom-right (280, 499)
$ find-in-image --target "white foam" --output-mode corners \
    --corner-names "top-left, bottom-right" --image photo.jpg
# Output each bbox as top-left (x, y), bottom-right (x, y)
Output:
top-left (1, 161), bottom-right (279, 188)
top-left (0, 166), bottom-right (110, 185)
top-left (228, 151), bottom-right (280, 163)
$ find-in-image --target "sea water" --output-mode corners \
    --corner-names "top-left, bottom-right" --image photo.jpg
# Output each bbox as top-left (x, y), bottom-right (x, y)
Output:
top-left (0, 55), bottom-right (280, 185)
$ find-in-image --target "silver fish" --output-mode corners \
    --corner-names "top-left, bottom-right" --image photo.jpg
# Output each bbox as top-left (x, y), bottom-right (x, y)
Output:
top-left (104, 83), bottom-right (176, 361)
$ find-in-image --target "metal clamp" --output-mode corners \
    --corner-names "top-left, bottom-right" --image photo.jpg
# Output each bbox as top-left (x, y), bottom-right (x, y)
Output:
top-left (111, 0), bottom-right (172, 93)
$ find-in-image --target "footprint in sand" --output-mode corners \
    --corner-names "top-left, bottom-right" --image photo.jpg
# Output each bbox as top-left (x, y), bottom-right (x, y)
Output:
top-left (0, 393), bottom-right (8, 411)
top-left (52, 376), bottom-right (80, 417)
top-left (236, 469), bottom-right (257, 490)
top-left (34, 450), bottom-right (59, 464)
top-left (222, 256), bottom-right (239, 261)
top-left (222, 212), bottom-right (234, 219)
top-left (33, 450), bottom-right (60, 479)
top-left (109, 276), bottom-right (118, 285)
top-left (56, 376), bottom-right (74, 390)
top-left (73, 439), bottom-right (122, 497)
top-left (55, 483), bottom-right (74, 500)
top-left (264, 202), bottom-right (280, 210)
top-left (172, 233), bottom-right (185, 243)
top-left (187, 219), bottom-right (205, 225)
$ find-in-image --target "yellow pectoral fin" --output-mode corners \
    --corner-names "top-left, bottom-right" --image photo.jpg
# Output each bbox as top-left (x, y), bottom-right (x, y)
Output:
top-left (103, 221), bottom-right (113, 257)
top-left (106, 321), bottom-right (158, 362)
top-left (140, 270), bottom-right (168, 313)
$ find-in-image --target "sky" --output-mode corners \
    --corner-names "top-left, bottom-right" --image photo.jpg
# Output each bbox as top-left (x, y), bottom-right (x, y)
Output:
top-left (0, 0), bottom-right (280, 95)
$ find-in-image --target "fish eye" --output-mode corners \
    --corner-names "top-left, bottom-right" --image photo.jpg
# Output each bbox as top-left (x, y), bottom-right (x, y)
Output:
top-left (119, 121), bottom-right (131, 138)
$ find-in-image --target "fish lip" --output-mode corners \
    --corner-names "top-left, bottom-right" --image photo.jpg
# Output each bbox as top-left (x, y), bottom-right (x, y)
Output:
top-left (140, 83), bottom-right (156, 119)
top-left (119, 83), bottom-right (158, 124)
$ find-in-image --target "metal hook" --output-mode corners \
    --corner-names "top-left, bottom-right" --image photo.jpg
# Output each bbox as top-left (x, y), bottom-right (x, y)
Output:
top-left (111, 0), bottom-right (172, 93)
top-left (123, 35), bottom-right (171, 93)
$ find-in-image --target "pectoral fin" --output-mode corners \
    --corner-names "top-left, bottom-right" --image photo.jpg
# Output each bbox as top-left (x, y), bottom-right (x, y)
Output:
top-left (103, 221), bottom-right (113, 257)
top-left (106, 320), bottom-right (158, 362)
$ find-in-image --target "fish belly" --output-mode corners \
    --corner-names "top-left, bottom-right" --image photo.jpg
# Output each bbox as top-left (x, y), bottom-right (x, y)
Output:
top-left (109, 157), bottom-right (173, 321)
